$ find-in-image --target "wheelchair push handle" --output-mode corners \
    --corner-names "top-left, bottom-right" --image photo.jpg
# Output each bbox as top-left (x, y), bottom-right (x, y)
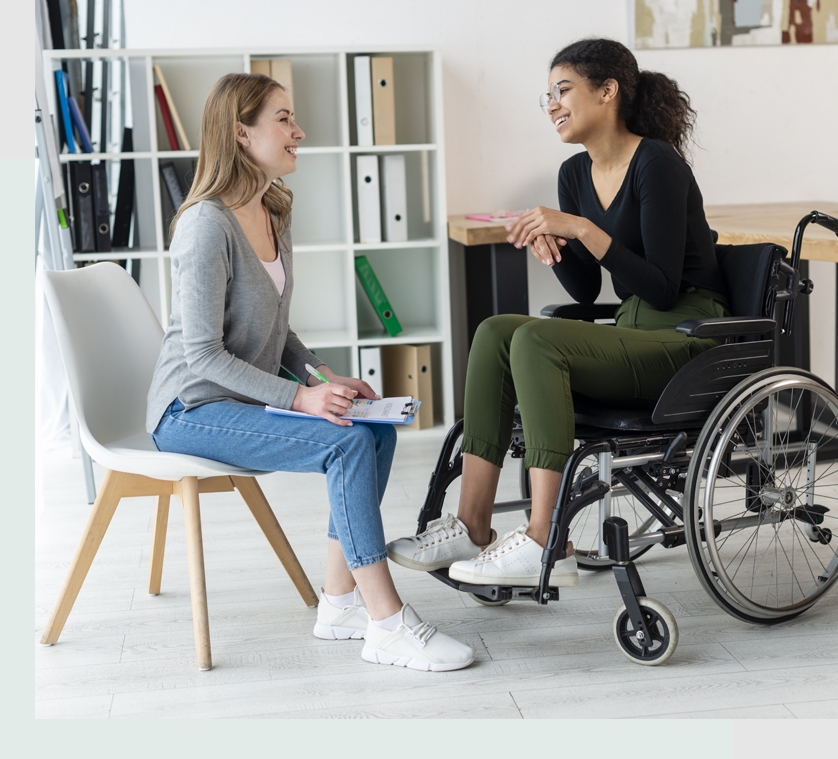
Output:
top-left (778, 210), bottom-right (833, 336)
top-left (811, 211), bottom-right (838, 237)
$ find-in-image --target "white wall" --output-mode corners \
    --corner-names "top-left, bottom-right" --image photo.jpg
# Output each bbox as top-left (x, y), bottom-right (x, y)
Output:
top-left (124, 0), bottom-right (838, 385)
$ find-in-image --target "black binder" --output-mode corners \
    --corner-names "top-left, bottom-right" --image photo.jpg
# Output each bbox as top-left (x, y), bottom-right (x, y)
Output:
top-left (111, 128), bottom-right (135, 248)
top-left (91, 162), bottom-right (112, 252)
top-left (160, 161), bottom-right (186, 210)
top-left (69, 161), bottom-right (96, 252)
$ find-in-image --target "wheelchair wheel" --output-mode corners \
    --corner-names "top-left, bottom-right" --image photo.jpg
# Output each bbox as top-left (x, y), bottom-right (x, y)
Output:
top-left (520, 459), bottom-right (658, 571)
top-left (612, 597), bottom-right (678, 665)
top-left (684, 369), bottom-right (838, 623)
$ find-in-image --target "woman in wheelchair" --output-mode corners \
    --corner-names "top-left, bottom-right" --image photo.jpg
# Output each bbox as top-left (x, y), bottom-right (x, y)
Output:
top-left (388, 38), bottom-right (730, 586)
top-left (146, 73), bottom-right (474, 671)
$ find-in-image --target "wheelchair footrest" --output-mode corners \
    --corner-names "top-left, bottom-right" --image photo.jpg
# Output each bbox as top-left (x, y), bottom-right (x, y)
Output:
top-left (456, 582), bottom-right (560, 603)
top-left (427, 569), bottom-right (560, 603)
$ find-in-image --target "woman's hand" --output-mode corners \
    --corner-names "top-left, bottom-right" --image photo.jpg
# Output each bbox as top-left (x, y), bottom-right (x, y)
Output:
top-left (531, 234), bottom-right (566, 265)
top-left (292, 382), bottom-right (357, 426)
top-left (507, 207), bottom-right (612, 261)
top-left (505, 207), bottom-right (580, 250)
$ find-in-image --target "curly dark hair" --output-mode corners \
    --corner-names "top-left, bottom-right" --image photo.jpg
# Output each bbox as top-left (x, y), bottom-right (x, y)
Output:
top-left (550, 38), bottom-right (696, 160)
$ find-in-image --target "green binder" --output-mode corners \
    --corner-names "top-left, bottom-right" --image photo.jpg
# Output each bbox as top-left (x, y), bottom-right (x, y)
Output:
top-left (355, 255), bottom-right (403, 337)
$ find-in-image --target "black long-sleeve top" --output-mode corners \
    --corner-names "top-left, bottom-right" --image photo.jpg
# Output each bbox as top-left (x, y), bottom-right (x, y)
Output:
top-left (553, 138), bottom-right (725, 311)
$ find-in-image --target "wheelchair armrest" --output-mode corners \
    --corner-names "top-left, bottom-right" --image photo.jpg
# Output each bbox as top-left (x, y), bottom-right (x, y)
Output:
top-left (540, 303), bottom-right (620, 321)
top-left (676, 316), bottom-right (776, 338)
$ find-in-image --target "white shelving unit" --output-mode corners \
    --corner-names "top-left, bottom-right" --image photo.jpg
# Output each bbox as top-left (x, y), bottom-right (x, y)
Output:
top-left (42, 46), bottom-right (454, 428)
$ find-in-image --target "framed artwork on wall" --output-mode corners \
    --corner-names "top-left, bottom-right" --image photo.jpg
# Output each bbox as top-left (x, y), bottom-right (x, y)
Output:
top-left (632, 0), bottom-right (838, 49)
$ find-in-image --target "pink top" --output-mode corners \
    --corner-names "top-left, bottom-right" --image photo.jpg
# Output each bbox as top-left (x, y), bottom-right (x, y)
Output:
top-left (261, 246), bottom-right (286, 296)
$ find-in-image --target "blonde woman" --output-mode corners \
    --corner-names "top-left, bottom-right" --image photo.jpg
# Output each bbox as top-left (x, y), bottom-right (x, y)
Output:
top-left (146, 73), bottom-right (473, 671)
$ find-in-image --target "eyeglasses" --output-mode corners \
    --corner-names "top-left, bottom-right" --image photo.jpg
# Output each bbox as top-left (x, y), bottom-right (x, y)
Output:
top-left (538, 77), bottom-right (589, 114)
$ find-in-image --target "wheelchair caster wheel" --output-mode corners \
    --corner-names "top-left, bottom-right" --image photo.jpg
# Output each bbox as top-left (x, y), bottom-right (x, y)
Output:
top-left (467, 593), bottom-right (511, 607)
top-left (612, 597), bottom-right (678, 665)
top-left (813, 528), bottom-right (833, 545)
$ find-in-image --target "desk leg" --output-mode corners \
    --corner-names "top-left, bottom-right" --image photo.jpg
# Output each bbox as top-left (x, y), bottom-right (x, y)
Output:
top-left (464, 242), bottom-right (529, 346)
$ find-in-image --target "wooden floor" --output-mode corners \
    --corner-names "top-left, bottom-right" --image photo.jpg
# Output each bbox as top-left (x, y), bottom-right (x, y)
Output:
top-left (35, 429), bottom-right (838, 719)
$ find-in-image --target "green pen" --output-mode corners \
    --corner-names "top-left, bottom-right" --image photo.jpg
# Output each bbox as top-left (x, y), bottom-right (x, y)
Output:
top-left (305, 363), bottom-right (330, 384)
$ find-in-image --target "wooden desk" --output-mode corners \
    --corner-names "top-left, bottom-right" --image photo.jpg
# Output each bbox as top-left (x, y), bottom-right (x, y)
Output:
top-left (704, 202), bottom-right (838, 262)
top-left (448, 214), bottom-right (529, 346)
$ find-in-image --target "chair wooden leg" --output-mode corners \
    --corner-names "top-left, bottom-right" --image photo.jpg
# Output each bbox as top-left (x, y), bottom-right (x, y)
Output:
top-left (40, 469), bottom-right (127, 645)
top-left (231, 475), bottom-right (318, 607)
top-left (175, 477), bottom-right (212, 671)
top-left (148, 494), bottom-right (170, 595)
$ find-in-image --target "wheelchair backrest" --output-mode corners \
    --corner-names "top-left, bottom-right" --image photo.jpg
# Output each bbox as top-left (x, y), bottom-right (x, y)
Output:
top-left (714, 242), bottom-right (787, 319)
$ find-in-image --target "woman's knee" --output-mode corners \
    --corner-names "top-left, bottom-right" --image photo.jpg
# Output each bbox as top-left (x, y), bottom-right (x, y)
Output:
top-left (471, 314), bottom-right (532, 356)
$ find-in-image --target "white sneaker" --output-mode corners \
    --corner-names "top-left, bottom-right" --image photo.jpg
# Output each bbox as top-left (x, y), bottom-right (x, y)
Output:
top-left (448, 524), bottom-right (579, 587)
top-left (387, 514), bottom-right (491, 571)
top-left (313, 587), bottom-right (369, 640)
top-left (361, 605), bottom-right (475, 671)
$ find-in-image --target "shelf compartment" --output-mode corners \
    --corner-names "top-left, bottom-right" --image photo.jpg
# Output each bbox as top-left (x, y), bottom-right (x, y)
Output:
top-left (350, 150), bottom-right (438, 243)
top-left (284, 152), bottom-right (348, 246)
top-left (151, 55), bottom-right (245, 152)
top-left (288, 249), bottom-right (352, 337)
top-left (249, 53), bottom-right (343, 148)
top-left (354, 247), bottom-right (441, 338)
top-left (347, 52), bottom-right (434, 146)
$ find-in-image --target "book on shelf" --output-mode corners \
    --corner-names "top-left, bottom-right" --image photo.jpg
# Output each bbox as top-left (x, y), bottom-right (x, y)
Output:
top-left (155, 84), bottom-right (180, 151)
top-left (68, 160), bottom-right (95, 252)
top-left (356, 154), bottom-right (382, 243)
top-left (159, 161), bottom-right (186, 211)
top-left (371, 56), bottom-right (396, 145)
top-left (54, 69), bottom-right (76, 154)
top-left (67, 96), bottom-right (93, 153)
top-left (359, 346), bottom-right (384, 398)
top-left (251, 58), bottom-right (294, 108)
top-left (111, 128), bottom-right (135, 249)
top-left (355, 254), bottom-right (402, 337)
top-left (91, 162), bottom-right (112, 252)
top-left (380, 154), bottom-right (407, 242)
top-left (153, 65), bottom-right (191, 150)
top-left (354, 56), bottom-right (374, 146)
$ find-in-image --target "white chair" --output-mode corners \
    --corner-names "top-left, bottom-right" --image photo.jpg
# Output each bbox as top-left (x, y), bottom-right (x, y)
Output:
top-left (39, 262), bottom-right (318, 670)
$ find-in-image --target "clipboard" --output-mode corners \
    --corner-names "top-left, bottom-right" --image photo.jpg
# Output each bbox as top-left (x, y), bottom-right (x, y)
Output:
top-left (266, 396), bottom-right (421, 425)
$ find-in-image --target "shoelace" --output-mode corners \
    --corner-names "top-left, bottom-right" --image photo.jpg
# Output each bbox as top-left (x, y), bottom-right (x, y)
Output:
top-left (475, 525), bottom-right (528, 562)
top-left (414, 513), bottom-right (464, 548)
top-left (405, 620), bottom-right (437, 647)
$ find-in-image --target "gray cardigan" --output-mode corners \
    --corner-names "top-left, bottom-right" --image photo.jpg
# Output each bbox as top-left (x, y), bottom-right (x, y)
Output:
top-left (146, 199), bottom-right (323, 433)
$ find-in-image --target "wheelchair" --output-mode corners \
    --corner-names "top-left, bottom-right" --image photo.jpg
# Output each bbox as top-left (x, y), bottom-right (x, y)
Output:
top-left (417, 210), bottom-right (838, 665)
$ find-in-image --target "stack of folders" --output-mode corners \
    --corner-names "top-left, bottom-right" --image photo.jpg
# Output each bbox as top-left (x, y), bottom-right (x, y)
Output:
top-left (54, 68), bottom-right (112, 255)
top-left (354, 55), bottom-right (396, 147)
top-left (381, 344), bottom-right (435, 430)
top-left (250, 58), bottom-right (294, 108)
top-left (356, 154), bottom-right (408, 244)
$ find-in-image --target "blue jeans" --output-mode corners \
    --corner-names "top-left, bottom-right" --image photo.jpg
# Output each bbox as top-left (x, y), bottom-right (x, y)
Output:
top-left (151, 399), bottom-right (397, 570)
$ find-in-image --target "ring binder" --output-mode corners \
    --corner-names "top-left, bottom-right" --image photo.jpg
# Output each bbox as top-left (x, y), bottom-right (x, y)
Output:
top-left (91, 163), bottom-right (112, 252)
top-left (69, 161), bottom-right (96, 252)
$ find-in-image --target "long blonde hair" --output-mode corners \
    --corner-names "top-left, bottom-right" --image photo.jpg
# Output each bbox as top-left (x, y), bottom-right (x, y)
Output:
top-left (170, 72), bottom-right (293, 239)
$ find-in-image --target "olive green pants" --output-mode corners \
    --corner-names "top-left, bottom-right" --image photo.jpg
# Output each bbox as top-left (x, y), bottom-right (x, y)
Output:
top-left (461, 291), bottom-right (728, 473)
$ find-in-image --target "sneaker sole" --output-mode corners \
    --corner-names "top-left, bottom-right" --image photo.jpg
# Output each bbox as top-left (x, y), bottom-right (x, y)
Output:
top-left (387, 548), bottom-right (477, 572)
top-left (313, 622), bottom-right (366, 640)
top-left (361, 646), bottom-right (474, 672)
top-left (447, 567), bottom-right (579, 587)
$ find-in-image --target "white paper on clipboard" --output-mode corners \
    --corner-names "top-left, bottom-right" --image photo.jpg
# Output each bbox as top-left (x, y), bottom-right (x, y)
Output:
top-left (266, 396), bottom-right (421, 425)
